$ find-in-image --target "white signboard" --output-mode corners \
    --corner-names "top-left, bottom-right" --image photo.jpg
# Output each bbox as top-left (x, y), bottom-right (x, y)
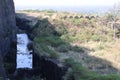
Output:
top-left (17, 34), bottom-right (33, 69)
top-left (17, 54), bottom-right (32, 69)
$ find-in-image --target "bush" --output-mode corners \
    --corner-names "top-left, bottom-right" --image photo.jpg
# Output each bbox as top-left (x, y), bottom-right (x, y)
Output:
top-left (41, 10), bottom-right (56, 13)
top-left (71, 46), bottom-right (84, 53)
top-left (55, 24), bottom-right (68, 35)
top-left (34, 43), bottom-right (59, 59)
top-left (34, 36), bottom-right (66, 47)
top-left (70, 19), bottom-right (81, 26)
top-left (91, 35), bottom-right (100, 41)
top-left (56, 44), bottom-right (70, 52)
top-left (70, 18), bottom-right (93, 27)
top-left (63, 58), bottom-right (120, 80)
top-left (63, 58), bottom-right (97, 80)
top-left (32, 19), bottom-right (57, 37)
top-left (88, 74), bottom-right (120, 80)
top-left (23, 76), bottom-right (45, 80)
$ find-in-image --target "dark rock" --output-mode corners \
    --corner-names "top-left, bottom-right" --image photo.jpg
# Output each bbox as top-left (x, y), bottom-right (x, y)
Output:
top-left (0, 0), bottom-right (17, 57)
top-left (16, 17), bottom-right (32, 32)
top-left (0, 55), bottom-right (6, 79)
top-left (16, 17), bottom-right (35, 40)
top-left (34, 56), bottom-right (67, 80)
top-left (27, 42), bottom-right (33, 51)
top-left (0, 0), bottom-right (16, 78)
top-left (14, 54), bottom-right (67, 80)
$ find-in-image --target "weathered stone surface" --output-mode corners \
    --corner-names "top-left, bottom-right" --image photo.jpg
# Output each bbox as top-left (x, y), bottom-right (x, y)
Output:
top-left (0, 55), bottom-right (6, 79)
top-left (0, 0), bottom-right (16, 57)
top-left (33, 56), bottom-right (67, 80)
top-left (0, 0), bottom-right (16, 78)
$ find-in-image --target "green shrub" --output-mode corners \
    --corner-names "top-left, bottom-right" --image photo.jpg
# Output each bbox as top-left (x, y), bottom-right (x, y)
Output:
top-left (88, 74), bottom-right (120, 80)
top-left (34, 43), bottom-right (59, 59)
top-left (70, 18), bottom-right (93, 27)
top-left (61, 34), bottom-right (85, 43)
top-left (55, 24), bottom-right (68, 35)
top-left (41, 9), bottom-right (56, 13)
top-left (63, 58), bottom-right (97, 80)
top-left (71, 46), bottom-right (84, 53)
top-left (91, 35), bottom-right (100, 41)
top-left (34, 36), bottom-right (66, 47)
top-left (23, 76), bottom-right (45, 80)
top-left (56, 44), bottom-right (70, 52)
top-left (32, 19), bottom-right (57, 37)
top-left (63, 58), bottom-right (120, 80)
top-left (70, 19), bottom-right (81, 26)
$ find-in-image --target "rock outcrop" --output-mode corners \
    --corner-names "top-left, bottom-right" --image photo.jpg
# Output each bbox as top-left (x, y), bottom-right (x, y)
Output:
top-left (0, 0), bottom-right (16, 57)
top-left (0, 0), bottom-right (16, 79)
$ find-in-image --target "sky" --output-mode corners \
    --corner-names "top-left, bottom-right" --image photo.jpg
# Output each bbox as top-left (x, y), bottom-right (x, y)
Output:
top-left (14, 0), bottom-right (120, 12)
top-left (14, 0), bottom-right (120, 7)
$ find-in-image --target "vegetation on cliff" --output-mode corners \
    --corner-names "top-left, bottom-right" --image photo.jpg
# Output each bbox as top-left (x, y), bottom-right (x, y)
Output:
top-left (15, 9), bottom-right (120, 80)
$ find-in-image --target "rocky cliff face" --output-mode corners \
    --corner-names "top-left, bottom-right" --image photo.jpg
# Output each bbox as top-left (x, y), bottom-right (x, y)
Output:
top-left (0, 0), bottom-right (16, 79)
top-left (0, 0), bottom-right (16, 57)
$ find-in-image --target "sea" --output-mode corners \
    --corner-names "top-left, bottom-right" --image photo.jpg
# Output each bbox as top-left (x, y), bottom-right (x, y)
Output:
top-left (15, 5), bottom-right (112, 14)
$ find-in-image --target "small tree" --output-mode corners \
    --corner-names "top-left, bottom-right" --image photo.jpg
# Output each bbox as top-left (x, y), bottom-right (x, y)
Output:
top-left (107, 2), bottom-right (120, 40)
top-left (113, 3), bottom-right (120, 39)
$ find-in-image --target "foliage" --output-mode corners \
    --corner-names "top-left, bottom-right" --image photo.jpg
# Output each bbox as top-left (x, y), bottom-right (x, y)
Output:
top-left (63, 58), bottom-right (120, 80)
top-left (71, 46), bottom-right (84, 52)
top-left (32, 19), bottom-right (57, 37)
top-left (23, 76), bottom-right (45, 80)
top-left (70, 18), bottom-right (94, 27)
top-left (54, 21), bottom-right (68, 35)
top-left (91, 35), bottom-right (100, 41)
top-left (15, 10), bottom-right (120, 80)
top-left (41, 9), bottom-right (57, 13)
top-left (34, 36), bottom-right (66, 47)
top-left (56, 44), bottom-right (70, 52)
top-left (34, 43), bottom-right (59, 59)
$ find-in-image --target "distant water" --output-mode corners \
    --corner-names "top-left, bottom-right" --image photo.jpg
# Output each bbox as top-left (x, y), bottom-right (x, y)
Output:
top-left (15, 6), bottom-right (112, 14)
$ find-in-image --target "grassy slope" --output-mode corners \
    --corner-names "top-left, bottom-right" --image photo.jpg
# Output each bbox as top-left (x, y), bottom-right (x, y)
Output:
top-left (17, 10), bottom-right (120, 80)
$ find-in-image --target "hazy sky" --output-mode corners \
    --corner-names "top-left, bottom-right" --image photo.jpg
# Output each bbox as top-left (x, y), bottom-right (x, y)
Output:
top-left (14, 0), bottom-right (120, 7)
top-left (14, 0), bottom-right (120, 13)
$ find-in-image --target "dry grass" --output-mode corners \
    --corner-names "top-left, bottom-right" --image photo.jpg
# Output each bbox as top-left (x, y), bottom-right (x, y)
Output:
top-left (16, 10), bottom-right (120, 74)
top-left (74, 40), bottom-right (120, 73)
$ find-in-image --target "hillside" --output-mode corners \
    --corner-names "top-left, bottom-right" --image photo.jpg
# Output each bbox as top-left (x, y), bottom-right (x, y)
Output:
top-left (16, 10), bottom-right (120, 80)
